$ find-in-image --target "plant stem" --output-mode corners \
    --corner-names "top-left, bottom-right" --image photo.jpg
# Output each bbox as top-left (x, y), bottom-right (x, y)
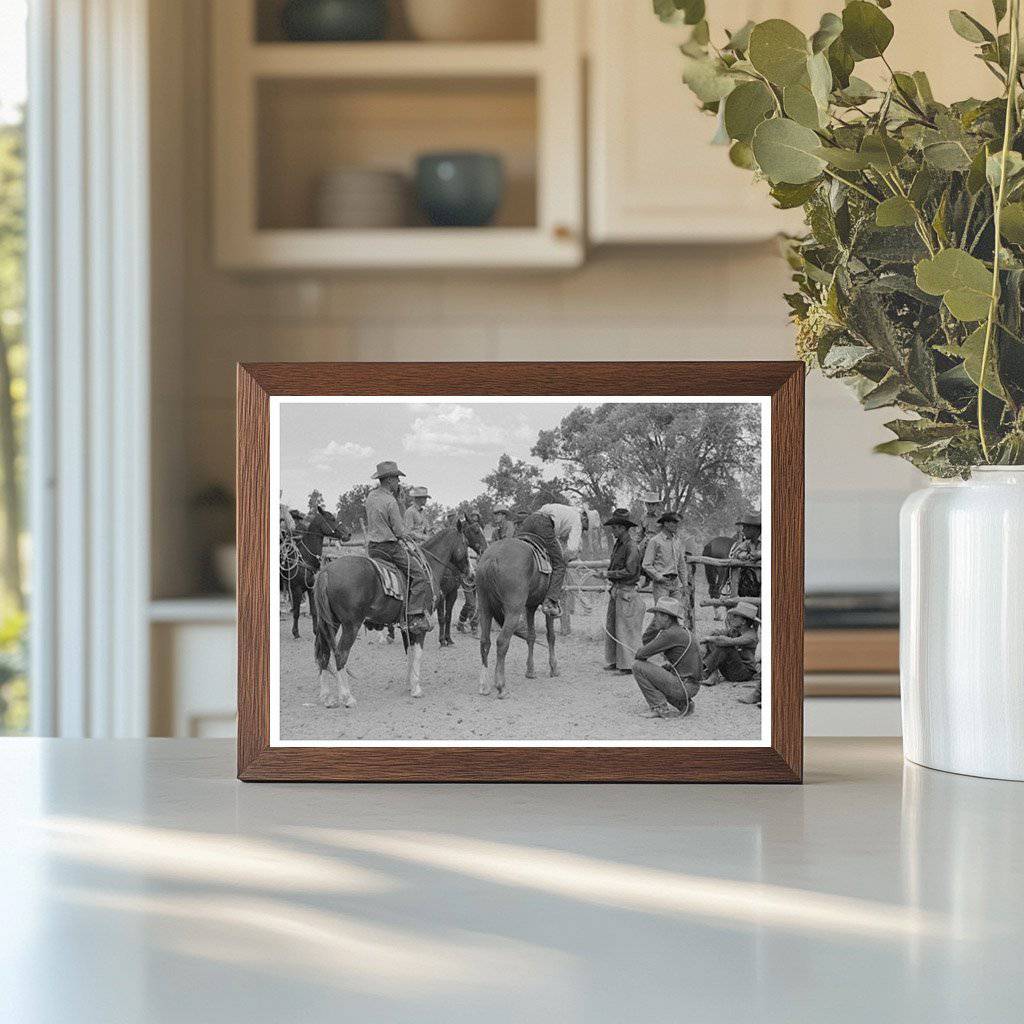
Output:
top-left (821, 167), bottom-right (879, 203)
top-left (979, 0), bottom-right (1021, 462)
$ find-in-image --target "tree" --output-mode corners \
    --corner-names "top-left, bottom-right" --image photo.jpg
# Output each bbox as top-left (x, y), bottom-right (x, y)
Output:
top-left (481, 453), bottom-right (567, 510)
top-left (334, 484), bottom-right (371, 533)
top-left (532, 406), bottom-right (621, 514)
top-left (307, 489), bottom-right (324, 513)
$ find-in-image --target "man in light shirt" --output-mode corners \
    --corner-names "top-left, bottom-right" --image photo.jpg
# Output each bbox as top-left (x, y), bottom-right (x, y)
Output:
top-left (516, 502), bottom-right (589, 617)
top-left (642, 511), bottom-right (690, 604)
top-left (403, 486), bottom-right (431, 543)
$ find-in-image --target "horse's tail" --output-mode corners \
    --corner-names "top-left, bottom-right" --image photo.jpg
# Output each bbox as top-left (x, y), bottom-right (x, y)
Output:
top-left (312, 570), bottom-right (337, 671)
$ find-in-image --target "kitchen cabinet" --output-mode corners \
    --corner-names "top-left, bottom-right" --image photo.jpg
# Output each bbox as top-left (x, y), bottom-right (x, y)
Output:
top-left (587, 0), bottom-right (999, 244)
top-left (211, 0), bottom-right (583, 269)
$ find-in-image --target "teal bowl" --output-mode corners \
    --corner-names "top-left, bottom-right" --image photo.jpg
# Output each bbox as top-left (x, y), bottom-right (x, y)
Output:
top-left (415, 152), bottom-right (505, 228)
top-left (281, 0), bottom-right (388, 42)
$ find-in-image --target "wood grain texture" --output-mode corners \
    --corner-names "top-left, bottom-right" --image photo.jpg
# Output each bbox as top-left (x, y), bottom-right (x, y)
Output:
top-left (237, 361), bottom-right (805, 783)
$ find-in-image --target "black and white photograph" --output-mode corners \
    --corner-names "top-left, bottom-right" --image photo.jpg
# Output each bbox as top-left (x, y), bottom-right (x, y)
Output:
top-left (270, 396), bottom-right (770, 746)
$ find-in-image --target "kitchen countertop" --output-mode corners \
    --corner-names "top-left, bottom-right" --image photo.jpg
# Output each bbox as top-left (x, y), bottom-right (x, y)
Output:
top-left (2, 738), bottom-right (1021, 1023)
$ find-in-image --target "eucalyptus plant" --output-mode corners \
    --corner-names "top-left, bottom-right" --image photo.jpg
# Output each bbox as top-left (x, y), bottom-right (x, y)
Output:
top-left (659, 0), bottom-right (1024, 475)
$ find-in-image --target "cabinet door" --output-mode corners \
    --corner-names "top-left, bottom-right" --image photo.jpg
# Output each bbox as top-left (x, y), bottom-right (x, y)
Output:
top-left (589, 1), bottom-right (814, 243)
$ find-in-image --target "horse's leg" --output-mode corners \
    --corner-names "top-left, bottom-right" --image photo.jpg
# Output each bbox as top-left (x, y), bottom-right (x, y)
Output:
top-left (546, 610), bottom-right (560, 678)
top-left (444, 590), bottom-right (456, 645)
top-left (524, 606), bottom-right (538, 679)
top-left (495, 609), bottom-right (523, 699)
top-left (408, 633), bottom-right (424, 698)
top-left (478, 596), bottom-right (493, 696)
top-left (291, 581), bottom-right (301, 638)
top-left (320, 618), bottom-right (357, 709)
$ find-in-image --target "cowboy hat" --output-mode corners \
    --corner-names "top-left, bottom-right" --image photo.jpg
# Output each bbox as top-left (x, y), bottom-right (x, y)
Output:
top-left (603, 513), bottom-right (638, 529)
top-left (730, 601), bottom-right (761, 624)
top-left (645, 597), bottom-right (687, 622)
top-left (492, 505), bottom-right (511, 515)
top-left (372, 460), bottom-right (406, 479)
top-left (640, 491), bottom-right (662, 504)
top-left (408, 485), bottom-right (430, 499)
top-left (736, 511), bottom-right (761, 528)
top-left (657, 511), bottom-right (681, 524)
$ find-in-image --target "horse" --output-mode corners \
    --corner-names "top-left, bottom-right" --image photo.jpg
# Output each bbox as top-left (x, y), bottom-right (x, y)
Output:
top-left (281, 508), bottom-right (350, 638)
top-left (436, 518), bottom-right (488, 646)
top-left (475, 537), bottom-right (559, 699)
top-left (311, 523), bottom-right (472, 707)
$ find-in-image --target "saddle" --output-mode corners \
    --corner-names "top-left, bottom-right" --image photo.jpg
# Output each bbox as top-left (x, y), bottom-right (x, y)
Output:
top-left (518, 535), bottom-right (552, 575)
top-left (363, 556), bottom-right (405, 600)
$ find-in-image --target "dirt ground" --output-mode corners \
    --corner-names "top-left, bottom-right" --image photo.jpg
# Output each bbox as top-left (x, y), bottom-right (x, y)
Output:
top-left (278, 576), bottom-right (762, 743)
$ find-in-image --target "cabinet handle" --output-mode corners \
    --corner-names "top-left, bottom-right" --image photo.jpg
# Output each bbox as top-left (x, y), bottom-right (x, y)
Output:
top-left (553, 224), bottom-right (574, 241)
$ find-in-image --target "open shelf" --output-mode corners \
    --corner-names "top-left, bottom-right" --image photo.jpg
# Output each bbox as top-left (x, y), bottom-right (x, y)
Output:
top-left (213, 0), bottom-right (581, 268)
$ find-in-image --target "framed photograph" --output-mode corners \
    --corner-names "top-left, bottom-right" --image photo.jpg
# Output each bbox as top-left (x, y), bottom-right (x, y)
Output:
top-left (237, 362), bottom-right (803, 782)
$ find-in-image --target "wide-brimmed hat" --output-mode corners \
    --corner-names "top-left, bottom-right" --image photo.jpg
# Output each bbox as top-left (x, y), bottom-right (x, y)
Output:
top-left (658, 511), bottom-right (681, 524)
top-left (493, 505), bottom-right (510, 516)
top-left (730, 601), bottom-right (761, 624)
top-left (736, 511), bottom-right (761, 528)
top-left (645, 597), bottom-right (686, 622)
top-left (640, 491), bottom-right (662, 504)
top-left (409, 485), bottom-right (430, 499)
top-left (604, 512), bottom-right (638, 528)
top-left (372, 460), bottom-right (406, 479)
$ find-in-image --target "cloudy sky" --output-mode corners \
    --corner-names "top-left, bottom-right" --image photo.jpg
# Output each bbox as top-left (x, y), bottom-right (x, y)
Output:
top-left (278, 399), bottom-right (600, 508)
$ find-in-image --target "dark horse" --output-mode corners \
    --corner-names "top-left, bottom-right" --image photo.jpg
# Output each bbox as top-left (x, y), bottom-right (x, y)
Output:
top-left (437, 519), bottom-right (488, 646)
top-left (282, 508), bottom-right (350, 638)
top-left (475, 538), bottom-right (559, 699)
top-left (312, 524), bottom-right (471, 707)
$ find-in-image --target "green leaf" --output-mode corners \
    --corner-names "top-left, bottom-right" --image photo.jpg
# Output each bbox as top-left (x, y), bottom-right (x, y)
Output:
top-left (860, 133), bottom-right (905, 172)
top-left (912, 71), bottom-right (935, 105)
top-left (783, 83), bottom-right (822, 128)
top-left (874, 439), bottom-right (922, 455)
top-left (967, 143), bottom-right (993, 193)
top-left (884, 418), bottom-right (963, 443)
top-left (862, 374), bottom-right (902, 410)
top-left (807, 51), bottom-right (833, 110)
top-left (842, 1), bottom-right (894, 60)
top-left (1000, 202), bottom-right (1024, 242)
top-left (814, 146), bottom-right (872, 170)
top-left (923, 141), bottom-right (972, 171)
top-left (723, 81), bottom-right (775, 143)
top-left (836, 75), bottom-right (877, 104)
top-left (994, 0), bottom-right (1008, 24)
top-left (681, 55), bottom-right (737, 103)
top-left (752, 117), bottom-right (827, 184)
top-left (909, 165), bottom-right (936, 205)
top-left (915, 249), bottom-right (994, 321)
top-left (748, 19), bottom-right (810, 87)
top-left (810, 12), bottom-right (843, 54)
top-left (654, 0), bottom-right (705, 25)
top-left (959, 324), bottom-right (1007, 398)
top-left (770, 179), bottom-right (820, 209)
top-left (875, 196), bottom-right (918, 228)
top-left (948, 10), bottom-right (993, 44)
top-left (986, 150), bottom-right (1024, 190)
top-left (724, 20), bottom-right (755, 53)
top-left (827, 35), bottom-right (855, 89)
top-left (728, 140), bottom-right (757, 169)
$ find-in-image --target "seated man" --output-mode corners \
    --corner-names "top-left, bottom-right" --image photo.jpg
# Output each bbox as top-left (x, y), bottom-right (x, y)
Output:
top-left (364, 460), bottom-right (434, 633)
top-left (631, 597), bottom-right (702, 719)
top-left (702, 601), bottom-right (760, 686)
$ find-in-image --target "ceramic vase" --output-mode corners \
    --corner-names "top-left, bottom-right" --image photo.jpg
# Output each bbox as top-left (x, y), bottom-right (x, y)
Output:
top-left (900, 467), bottom-right (1024, 781)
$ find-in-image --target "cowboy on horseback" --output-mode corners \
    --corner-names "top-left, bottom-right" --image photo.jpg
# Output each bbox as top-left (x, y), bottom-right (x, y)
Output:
top-left (515, 502), bottom-right (588, 618)
top-left (364, 460), bottom-right (435, 634)
top-left (404, 485), bottom-right (431, 543)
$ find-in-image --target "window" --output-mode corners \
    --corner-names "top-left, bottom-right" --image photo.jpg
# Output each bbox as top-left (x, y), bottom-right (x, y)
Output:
top-left (0, 0), bottom-right (28, 734)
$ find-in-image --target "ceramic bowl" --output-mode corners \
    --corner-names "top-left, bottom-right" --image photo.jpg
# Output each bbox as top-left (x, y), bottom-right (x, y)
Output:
top-left (403, 0), bottom-right (534, 42)
top-left (315, 168), bottom-right (409, 228)
top-left (415, 152), bottom-right (505, 228)
top-left (281, 0), bottom-right (388, 42)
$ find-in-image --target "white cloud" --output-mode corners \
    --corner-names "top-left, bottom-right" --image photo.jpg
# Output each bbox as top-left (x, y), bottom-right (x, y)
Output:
top-left (402, 406), bottom-right (532, 456)
top-left (308, 440), bottom-right (373, 471)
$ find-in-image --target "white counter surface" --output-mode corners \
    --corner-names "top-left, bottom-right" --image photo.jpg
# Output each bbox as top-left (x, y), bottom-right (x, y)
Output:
top-left (2, 738), bottom-right (1021, 1023)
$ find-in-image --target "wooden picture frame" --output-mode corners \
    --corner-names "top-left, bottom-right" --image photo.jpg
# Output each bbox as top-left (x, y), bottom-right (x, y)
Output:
top-left (237, 362), bottom-right (804, 782)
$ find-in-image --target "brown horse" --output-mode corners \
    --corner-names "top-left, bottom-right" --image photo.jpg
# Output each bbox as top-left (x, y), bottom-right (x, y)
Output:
top-left (475, 538), bottom-right (559, 699)
top-left (312, 524), bottom-right (471, 707)
top-left (437, 518), bottom-right (487, 646)
top-left (282, 508), bottom-right (350, 638)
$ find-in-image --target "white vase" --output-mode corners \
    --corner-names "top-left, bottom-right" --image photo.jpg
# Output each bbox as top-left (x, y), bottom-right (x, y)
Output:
top-left (900, 467), bottom-right (1024, 780)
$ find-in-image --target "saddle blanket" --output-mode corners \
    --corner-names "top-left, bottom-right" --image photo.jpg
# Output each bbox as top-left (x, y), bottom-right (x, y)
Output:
top-left (518, 536), bottom-right (552, 575)
top-left (363, 556), bottom-right (405, 600)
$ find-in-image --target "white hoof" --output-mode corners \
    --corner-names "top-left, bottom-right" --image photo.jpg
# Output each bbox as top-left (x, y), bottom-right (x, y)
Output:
top-left (343, 695), bottom-right (357, 708)
top-left (322, 695), bottom-right (340, 709)
top-left (411, 685), bottom-right (423, 699)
